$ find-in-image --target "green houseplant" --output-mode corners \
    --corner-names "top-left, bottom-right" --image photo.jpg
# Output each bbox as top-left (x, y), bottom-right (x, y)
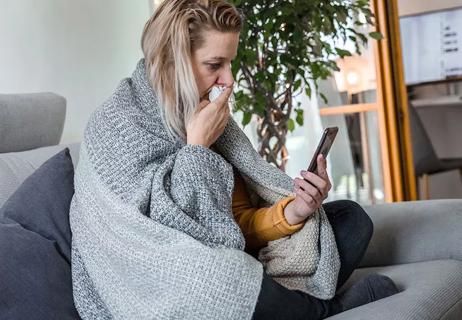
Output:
top-left (229, 0), bottom-right (382, 170)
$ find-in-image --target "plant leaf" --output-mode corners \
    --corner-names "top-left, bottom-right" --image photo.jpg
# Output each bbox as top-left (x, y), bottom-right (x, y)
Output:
top-left (288, 118), bottom-right (295, 132)
top-left (242, 112), bottom-right (252, 126)
top-left (369, 31), bottom-right (384, 40)
top-left (295, 109), bottom-right (304, 126)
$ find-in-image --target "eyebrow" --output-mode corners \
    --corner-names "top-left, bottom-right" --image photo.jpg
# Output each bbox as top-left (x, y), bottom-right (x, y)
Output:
top-left (206, 54), bottom-right (237, 62)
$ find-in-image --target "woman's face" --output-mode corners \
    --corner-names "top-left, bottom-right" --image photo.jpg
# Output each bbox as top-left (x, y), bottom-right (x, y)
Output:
top-left (191, 30), bottom-right (239, 100)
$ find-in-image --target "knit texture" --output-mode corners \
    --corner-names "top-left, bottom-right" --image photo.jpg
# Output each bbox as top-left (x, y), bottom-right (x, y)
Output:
top-left (69, 59), bottom-right (339, 319)
top-left (259, 210), bottom-right (340, 299)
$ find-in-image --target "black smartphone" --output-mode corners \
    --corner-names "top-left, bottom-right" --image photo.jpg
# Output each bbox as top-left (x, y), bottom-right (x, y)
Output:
top-left (307, 127), bottom-right (338, 173)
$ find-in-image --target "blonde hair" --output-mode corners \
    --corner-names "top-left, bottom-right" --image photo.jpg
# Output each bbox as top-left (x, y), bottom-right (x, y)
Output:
top-left (141, 0), bottom-right (242, 143)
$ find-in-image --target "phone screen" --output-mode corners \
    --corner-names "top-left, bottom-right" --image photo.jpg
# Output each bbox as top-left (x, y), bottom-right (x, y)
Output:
top-left (307, 127), bottom-right (338, 173)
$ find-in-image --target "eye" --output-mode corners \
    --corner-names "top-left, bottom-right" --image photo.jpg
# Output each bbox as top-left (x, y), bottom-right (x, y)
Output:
top-left (207, 63), bottom-right (221, 71)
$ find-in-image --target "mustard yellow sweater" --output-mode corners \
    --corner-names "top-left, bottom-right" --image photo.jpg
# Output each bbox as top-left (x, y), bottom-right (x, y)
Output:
top-left (232, 170), bottom-right (304, 250)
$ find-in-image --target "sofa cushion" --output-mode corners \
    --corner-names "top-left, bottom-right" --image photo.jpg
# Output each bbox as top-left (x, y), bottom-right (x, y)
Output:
top-left (0, 92), bottom-right (66, 153)
top-left (0, 143), bottom-right (80, 208)
top-left (327, 259), bottom-right (462, 320)
top-left (0, 148), bottom-right (80, 319)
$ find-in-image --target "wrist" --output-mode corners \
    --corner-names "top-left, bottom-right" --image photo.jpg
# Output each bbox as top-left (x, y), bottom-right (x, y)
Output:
top-left (284, 201), bottom-right (306, 225)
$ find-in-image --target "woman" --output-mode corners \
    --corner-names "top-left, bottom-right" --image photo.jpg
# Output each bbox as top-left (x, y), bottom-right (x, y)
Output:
top-left (70, 1), bottom-right (398, 319)
top-left (157, 1), bottom-right (398, 318)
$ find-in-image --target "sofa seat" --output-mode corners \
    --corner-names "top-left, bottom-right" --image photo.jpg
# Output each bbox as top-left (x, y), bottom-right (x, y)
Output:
top-left (328, 259), bottom-right (462, 320)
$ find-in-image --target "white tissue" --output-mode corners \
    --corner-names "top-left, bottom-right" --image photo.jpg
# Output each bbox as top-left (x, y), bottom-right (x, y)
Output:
top-left (208, 86), bottom-right (226, 102)
top-left (208, 86), bottom-right (235, 111)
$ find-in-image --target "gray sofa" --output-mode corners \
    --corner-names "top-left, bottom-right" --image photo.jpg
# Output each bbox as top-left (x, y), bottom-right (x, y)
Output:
top-left (1, 93), bottom-right (461, 319)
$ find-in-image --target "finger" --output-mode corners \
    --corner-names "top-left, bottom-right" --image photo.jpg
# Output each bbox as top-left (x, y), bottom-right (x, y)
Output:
top-left (294, 185), bottom-right (318, 208)
top-left (220, 108), bottom-right (230, 129)
top-left (220, 99), bottom-right (231, 117)
top-left (317, 154), bottom-right (328, 179)
top-left (325, 175), bottom-right (332, 192)
top-left (315, 155), bottom-right (332, 192)
top-left (196, 99), bottom-right (210, 112)
top-left (213, 85), bottom-right (233, 107)
top-left (295, 178), bottom-right (323, 204)
top-left (300, 170), bottom-right (328, 194)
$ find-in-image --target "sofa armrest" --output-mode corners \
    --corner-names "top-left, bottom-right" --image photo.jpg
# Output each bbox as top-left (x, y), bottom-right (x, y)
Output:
top-left (359, 199), bottom-right (462, 268)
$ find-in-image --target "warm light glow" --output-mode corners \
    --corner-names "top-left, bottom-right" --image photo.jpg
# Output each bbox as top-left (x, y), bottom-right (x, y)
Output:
top-left (333, 52), bottom-right (377, 95)
top-left (346, 71), bottom-right (360, 86)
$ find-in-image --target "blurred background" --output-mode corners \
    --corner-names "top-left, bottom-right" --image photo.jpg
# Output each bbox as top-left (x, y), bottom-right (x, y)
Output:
top-left (2, 0), bottom-right (462, 205)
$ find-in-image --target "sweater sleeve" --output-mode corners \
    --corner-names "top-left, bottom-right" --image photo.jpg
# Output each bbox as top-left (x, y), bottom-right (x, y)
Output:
top-left (232, 169), bottom-right (304, 250)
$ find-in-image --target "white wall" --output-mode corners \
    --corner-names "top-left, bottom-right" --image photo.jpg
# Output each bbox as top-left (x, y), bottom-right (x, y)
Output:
top-left (0, 0), bottom-right (151, 143)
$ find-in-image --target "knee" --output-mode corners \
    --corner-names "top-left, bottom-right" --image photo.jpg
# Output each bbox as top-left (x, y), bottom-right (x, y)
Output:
top-left (335, 200), bottom-right (374, 238)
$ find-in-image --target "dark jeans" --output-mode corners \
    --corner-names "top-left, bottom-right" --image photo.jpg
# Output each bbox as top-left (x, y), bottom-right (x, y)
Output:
top-left (251, 200), bottom-right (374, 320)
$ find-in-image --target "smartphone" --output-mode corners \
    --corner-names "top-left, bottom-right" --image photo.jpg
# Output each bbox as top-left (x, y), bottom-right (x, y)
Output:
top-left (307, 127), bottom-right (338, 173)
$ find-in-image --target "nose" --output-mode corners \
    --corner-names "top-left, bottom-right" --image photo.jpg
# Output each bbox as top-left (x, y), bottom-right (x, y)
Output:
top-left (217, 64), bottom-right (234, 87)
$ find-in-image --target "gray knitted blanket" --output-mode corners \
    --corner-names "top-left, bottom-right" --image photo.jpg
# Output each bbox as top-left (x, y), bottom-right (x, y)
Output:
top-left (69, 59), bottom-right (339, 320)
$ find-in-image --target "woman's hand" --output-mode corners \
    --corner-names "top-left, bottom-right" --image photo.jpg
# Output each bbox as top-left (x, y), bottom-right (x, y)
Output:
top-left (284, 154), bottom-right (332, 225)
top-left (186, 85), bottom-right (233, 148)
